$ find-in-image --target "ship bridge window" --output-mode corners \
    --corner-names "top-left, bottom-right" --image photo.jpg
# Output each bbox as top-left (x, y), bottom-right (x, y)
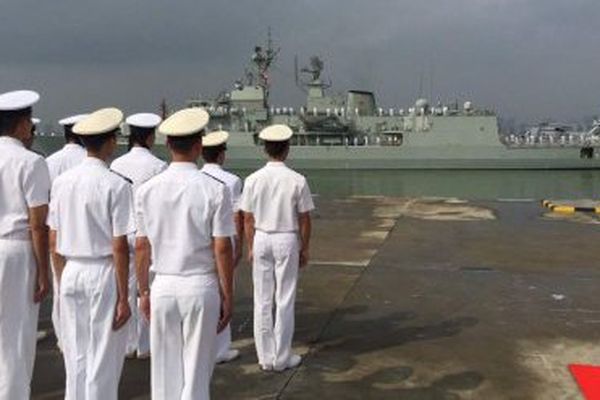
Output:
top-left (580, 147), bottom-right (594, 159)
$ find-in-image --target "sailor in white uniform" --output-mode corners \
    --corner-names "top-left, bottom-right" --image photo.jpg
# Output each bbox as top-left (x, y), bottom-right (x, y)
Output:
top-left (48, 108), bottom-right (133, 400)
top-left (22, 117), bottom-right (40, 150)
top-left (27, 116), bottom-right (54, 343)
top-left (200, 130), bottom-right (243, 364)
top-left (46, 114), bottom-right (88, 181)
top-left (135, 108), bottom-right (235, 400)
top-left (110, 112), bottom-right (166, 358)
top-left (0, 90), bottom-right (51, 399)
top-left (45, 113), bottom-right (87, 349)
top-left (240, 124), bottom-right (314, 372)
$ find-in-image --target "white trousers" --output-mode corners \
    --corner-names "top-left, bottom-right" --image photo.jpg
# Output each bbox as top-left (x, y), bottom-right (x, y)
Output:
top-left (125, 255), bottom-right (138, 354)
top-left (252, 231), bottom-right (299, 369)
top-left (0, 240), bottom-right (39, 400)
top-left (215, 236), bottom-right (236, 360)
top-left (136, 296), bottom-right (151, 355)
top-left (60, 258), bottom-right (127, 400)
top-left (151, 274), bottom-right (220, 400)
top-left (132, 271), bottom-right (152, 356)
top-left (215, 324), bottom-right (232, 359)
top-left (51, 261), bottom-right (61, 349)
top-left (125, 252), bottom-right (152, 356)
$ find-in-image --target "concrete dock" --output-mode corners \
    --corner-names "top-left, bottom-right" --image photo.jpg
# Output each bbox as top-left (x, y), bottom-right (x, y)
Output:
top-left (32, 197), bottom-right (600, 399)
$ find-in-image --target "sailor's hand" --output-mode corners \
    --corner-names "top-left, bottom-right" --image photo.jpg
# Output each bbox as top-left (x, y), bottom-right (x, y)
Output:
top-left (33, 271), bottom-right (50, 303)
top-left (300, 248), bottom-right (310, 269)
top-left (217, 296), bottom-right (233, 334)
top-left (139, 293), bottom-right (151, 322)
top-left (113, 299), bottom-right (131, 330)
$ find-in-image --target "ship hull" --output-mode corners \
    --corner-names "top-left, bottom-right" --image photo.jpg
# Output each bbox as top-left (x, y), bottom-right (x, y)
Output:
top-left (220, 146), bottom-right (600, 170)
top-left (34, 137), bottom-right (600, 170)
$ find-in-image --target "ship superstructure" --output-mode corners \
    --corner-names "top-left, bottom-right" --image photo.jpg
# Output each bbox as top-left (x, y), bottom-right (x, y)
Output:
top-left (35, 35), bottom-right (600, 169)
top-left (183, 35), bottom-right (600, 169)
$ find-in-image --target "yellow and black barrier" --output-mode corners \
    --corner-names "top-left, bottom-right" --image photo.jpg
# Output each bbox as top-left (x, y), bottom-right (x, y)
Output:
top-left (542, 200), bottom-right (600, 214)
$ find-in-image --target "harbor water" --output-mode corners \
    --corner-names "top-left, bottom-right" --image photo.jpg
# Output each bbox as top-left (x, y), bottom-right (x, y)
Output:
top-left (284, 169), bottom-right (600, 200)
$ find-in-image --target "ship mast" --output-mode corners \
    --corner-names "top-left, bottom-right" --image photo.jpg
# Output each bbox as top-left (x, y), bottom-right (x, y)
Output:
top-left (251, 28), bottom-right (279, 108)
top-left (159, 98), bottom-right (168, 119)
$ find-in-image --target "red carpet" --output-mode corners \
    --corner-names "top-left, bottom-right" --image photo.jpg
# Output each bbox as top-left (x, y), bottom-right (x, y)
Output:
top-left (570, 364), bottom-right (600, 399)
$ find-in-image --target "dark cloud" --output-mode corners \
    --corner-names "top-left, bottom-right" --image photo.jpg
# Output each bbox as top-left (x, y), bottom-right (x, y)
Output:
top-left (1, 0), bottom-right (600, 127)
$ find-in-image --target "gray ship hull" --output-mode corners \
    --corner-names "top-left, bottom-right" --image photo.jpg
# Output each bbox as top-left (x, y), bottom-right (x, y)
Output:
top-left (221, 145), bottom-right (600, 170)
top-left (34, 136), bottom-right (600, 170)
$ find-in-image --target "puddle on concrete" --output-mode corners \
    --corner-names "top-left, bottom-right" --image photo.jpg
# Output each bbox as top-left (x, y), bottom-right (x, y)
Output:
top-left (320, 351), bottom-right (484, 398)
top-left (365, 197), bottom-right (496, 222)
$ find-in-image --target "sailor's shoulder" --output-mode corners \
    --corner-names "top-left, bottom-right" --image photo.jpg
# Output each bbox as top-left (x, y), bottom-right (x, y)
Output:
top-left (200, 170), bottom-right (225, 186)
top-left (51, 163), bottom-right (81, 188)
top-left (220, 168), bottom-right (242, 184)
top-left (109, 153), bottom-right (130, 168)
top-left (46, 148), bottom-right (67, 164)
top-left (283, 167), bottom-right (308, 185)
top-left (243, 167), bottom-right (266, 183)
top-left (136, 173), bottom-right (161, 198)
top-left (109, 168), bottom-right (133, 185)
top-left (16, 146), bottom-right (46, 166)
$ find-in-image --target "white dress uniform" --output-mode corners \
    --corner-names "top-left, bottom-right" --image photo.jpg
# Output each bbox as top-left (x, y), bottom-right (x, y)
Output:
top-left (0, 122), bottom-right (51, 398)
top-left (110, 113), bottom-right (166, 357)
top-left (45, 114), bottom-right (88, 349)
top-left (136, 109), bottom-right (234, 400)
top-left (47, 143), bottom-right (86, 182)
top-left (200, 161), bottom-right (242, 362)
top-left (48, 109), bottom-right (135, 400)
top-left (240, 126), bottom-right (315, 371)
top-left (47, 116), bottom-right (88, 183)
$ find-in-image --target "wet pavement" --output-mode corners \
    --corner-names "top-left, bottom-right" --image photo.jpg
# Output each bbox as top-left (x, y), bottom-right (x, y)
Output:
top-left (32, 197), bottom-right (600, 399)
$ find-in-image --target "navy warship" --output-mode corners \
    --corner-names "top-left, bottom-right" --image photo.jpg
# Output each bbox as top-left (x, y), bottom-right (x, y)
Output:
top-left (36, 36), bottom-right (600, 169)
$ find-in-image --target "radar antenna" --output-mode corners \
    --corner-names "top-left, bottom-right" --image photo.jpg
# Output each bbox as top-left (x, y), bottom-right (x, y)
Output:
top-left (296, 55), bottom-right (331, 91)
top-left (301, 56), bottom-right (324, 82)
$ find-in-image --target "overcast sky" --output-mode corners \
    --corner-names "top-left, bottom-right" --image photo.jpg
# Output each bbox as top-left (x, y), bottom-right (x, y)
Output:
top-left (2, 0), bottom-right (600, 129)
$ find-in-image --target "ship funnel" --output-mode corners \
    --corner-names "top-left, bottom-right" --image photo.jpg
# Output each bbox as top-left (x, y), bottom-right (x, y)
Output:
top-left (346, 90), bottom-right (376, 116)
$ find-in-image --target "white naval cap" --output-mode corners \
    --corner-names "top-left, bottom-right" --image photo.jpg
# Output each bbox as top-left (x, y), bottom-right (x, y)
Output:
top-left (73, 108), bottom-right (124, 136)
top-left (126, 113), bottom-right (162, 129)
top-left (203, 130), bottom-right (229, 147)
top-left (59, 114), bottom-right (89, 127)
top-left (258, 124), bottom-right (293, 142)
top-left (0, 90), bottom-right (40, 111)
top-left (158, 108), bottom-right (209, 137)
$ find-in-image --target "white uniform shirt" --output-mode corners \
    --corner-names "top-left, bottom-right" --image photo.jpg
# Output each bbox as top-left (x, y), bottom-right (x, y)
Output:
top-left (111, 147), bottom-right (167, 252)
top-left (110, 147), bottom-right (167, 193)
top-left (46, 143), bottom-right (86, 182)
top-left (240, 161), bottom-right (314, 233)
top-left (48, 157), bottom-right (135, 258)
top-left (200, 163), bottom-right (242, 212)
top-left (0, 136), bottom-right (51, 240)
top-left (135, 162), bottom-right (235, 276)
